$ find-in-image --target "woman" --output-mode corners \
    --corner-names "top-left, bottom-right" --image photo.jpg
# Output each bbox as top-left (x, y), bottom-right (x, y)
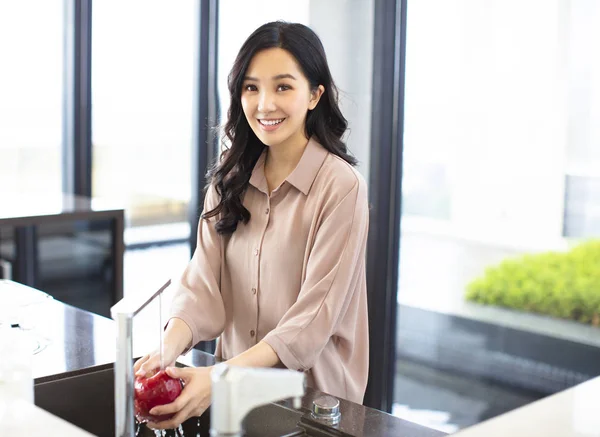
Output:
top-left (134, 21), bottom-right (370, 429)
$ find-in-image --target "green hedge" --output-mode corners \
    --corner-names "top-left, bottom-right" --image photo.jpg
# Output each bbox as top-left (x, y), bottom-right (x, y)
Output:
top-left (465, 239), bottom-right (600, 327)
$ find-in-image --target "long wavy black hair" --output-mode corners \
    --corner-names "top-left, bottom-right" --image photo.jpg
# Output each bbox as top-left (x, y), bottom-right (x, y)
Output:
top-left (204, 21), bottom-right (357, 235)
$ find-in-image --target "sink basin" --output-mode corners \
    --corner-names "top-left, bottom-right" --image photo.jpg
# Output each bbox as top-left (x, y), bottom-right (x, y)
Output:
top-left (34, 363), bottom-right (319, 437)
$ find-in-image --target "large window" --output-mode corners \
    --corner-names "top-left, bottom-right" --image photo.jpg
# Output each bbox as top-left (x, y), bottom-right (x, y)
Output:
top-left (396, 0), bottom-right (600, 432)
top-left (0, 1), bottom-right (63, 198)
top-left (91, 1), bottom-right (196, 233)
top-left (563, 0), bottom-right (600, 237)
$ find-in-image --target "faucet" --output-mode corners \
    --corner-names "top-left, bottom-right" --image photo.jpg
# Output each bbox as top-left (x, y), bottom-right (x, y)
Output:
top-left (110, 279), bottom-right (172, 437)
top-left (210, 363), bottom-right (305, 437)
top-left (110, 279), bottom-right (305, 437)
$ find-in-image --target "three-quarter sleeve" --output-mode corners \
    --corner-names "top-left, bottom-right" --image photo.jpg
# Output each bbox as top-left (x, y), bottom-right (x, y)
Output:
top-left (169, 184), bottom-right (226, 348)
top-left (262, 176), bottom-right (369, 371)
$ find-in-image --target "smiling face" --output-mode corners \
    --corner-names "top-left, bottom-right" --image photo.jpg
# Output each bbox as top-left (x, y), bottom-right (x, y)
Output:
top-left (241, 48), bottom-right (324, 150)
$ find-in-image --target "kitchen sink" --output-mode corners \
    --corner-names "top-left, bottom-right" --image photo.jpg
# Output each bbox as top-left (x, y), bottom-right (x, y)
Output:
top-left (34, 363), bottom-right (332, 437)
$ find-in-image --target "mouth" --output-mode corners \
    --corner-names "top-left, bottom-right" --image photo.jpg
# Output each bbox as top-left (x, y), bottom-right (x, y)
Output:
top-left (258, 118), bottom-right (285, 131)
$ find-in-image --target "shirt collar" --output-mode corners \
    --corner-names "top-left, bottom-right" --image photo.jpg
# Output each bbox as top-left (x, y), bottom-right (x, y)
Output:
top-left (249, 137), bottom-right (328, 196)
top-left (249, 151), bottom-right (268, 194)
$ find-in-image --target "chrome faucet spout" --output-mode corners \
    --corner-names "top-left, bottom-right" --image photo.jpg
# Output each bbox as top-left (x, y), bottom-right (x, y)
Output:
top-left (110, 279), bottom-right (172, 437)
top-left (210, 363), bottom-right (305, 436)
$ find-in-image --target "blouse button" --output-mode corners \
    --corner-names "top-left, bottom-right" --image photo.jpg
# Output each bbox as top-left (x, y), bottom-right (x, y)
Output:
top-left (250, 330), bottom-right (256, 337)
top-left (265, 208), bottom-right (270, 215)
top-left (251, 287), bottom-right (257, 295)
top-left (253, 249), bottom-right (259, 256)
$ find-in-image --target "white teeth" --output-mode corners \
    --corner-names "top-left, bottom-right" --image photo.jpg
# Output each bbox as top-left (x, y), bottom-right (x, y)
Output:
top-left (260, 119), bottom-right (284, 126)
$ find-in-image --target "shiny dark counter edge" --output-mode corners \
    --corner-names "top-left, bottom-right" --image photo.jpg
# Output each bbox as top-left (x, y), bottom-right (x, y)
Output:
top-left (34, 350), bottom-right (446, 437)
top-left (16, 283), bottom-right (446, 437)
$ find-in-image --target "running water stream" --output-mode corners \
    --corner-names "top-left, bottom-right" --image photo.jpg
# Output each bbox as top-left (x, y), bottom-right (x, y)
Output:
top-left (159, 291), bottom-right (164, 370)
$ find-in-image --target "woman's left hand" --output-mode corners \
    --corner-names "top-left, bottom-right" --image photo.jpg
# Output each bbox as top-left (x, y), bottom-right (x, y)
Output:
top-left (146, 365), bottom-right (212, 430)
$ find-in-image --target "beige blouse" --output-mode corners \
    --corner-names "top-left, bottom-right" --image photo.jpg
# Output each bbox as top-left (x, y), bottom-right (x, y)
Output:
top-left (170, 137), bottom-right (370, 403)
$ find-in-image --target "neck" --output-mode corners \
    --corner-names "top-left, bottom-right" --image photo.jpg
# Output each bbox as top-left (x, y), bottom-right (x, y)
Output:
top-left (265, 136), bottom-right (309, 175)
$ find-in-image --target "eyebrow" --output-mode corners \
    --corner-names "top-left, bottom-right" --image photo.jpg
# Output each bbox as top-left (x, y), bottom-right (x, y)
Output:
top-left (243, 73), bottom-right (297, 81)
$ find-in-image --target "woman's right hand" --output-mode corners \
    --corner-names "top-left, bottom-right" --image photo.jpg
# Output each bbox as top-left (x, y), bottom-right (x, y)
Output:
top-left (134, 318), bottom-right (193, 377)
top-left (134, 344), bottom-right (179, 378)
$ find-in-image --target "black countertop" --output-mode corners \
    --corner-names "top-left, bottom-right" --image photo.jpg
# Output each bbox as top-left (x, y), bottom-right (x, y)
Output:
top-left (2, 280), bottom-right (446, 437)
top-left (179, 352), bottom-right (445, 437)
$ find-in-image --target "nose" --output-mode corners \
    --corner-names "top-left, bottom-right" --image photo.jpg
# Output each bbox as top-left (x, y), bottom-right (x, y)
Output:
top-left (257, 90), bottom-right (276, 114)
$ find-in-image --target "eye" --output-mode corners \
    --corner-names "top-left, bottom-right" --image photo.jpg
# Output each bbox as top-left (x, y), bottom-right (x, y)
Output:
top-left (244, 84), bottom-right (257, 92)
top-left (277, 84), bottom-right (291, 92)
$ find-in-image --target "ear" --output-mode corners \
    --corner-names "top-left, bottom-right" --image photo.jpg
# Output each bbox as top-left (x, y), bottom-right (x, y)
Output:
top-left (308, 85), bottom-right (325, 110)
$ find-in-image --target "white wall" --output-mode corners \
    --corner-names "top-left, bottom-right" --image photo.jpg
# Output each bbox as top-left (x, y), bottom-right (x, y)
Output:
top-left (309, 0), bottom-right (374, 182)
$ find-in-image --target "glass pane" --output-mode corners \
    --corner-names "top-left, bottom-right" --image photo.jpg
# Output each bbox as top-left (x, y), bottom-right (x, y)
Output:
top-left (397, 0), bottom-right (600, 433)
top-left (0, 227), bottom-right (14, 280)
top-left (563, 0), bottom-right (600, 237)
top-left (91, 1), bottom-right (196, 233)
top-left (0, 1), bottom-right (63, 197)
top-left (38, 219), bottom-right (114, 317)
top-left (0, 220), bottom-right (114, 317)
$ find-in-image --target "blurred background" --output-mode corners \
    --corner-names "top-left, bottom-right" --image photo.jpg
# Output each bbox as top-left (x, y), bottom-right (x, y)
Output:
top-left (1, 0), bottom-right (599, 434)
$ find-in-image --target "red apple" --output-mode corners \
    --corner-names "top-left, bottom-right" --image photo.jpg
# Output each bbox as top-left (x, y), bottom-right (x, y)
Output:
top-left (134, 370), bottom-right (182, 423)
